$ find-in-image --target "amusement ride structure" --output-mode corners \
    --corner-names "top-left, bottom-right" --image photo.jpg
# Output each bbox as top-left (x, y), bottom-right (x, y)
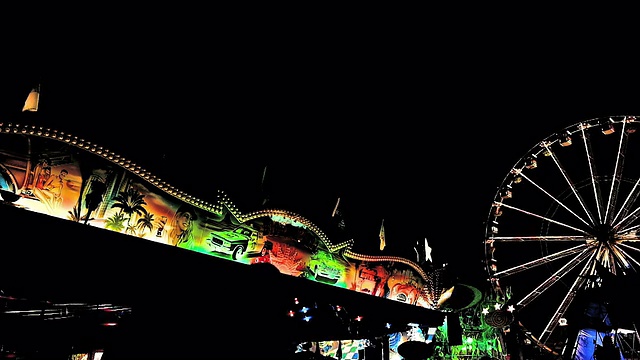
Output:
top-left (3, 86), bottom-right (640, 359)
top-left (0, 118), bottom-right (498, 359)
top-left (485, 115), bottom-right (640, 359)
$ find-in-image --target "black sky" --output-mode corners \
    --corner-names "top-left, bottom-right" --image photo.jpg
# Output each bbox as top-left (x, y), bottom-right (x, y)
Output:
top-left (4, 22), bottom-right (640, 289)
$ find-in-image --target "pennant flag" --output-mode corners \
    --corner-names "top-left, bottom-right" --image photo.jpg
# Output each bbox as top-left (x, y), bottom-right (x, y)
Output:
top-left (22, 84), bottom-right (40, 112)
top-left (415, 237), bottom-right (433, 264)
top-left (379, 219), bottom-right (386, 251)
top-left (331, 197), bottom-right (345, 230)
top-left (424, 237), bottom-right (433, 263)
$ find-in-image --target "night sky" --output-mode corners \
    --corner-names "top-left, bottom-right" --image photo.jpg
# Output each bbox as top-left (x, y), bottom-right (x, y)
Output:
top-left (3, 27), bottom-right (640, 294)
top-left (3, 18), bottom-right (640, 355)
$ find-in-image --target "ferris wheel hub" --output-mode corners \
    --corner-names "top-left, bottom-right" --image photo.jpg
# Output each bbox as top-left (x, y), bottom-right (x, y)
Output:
top-left (595, 224), bottom-right (615, 244)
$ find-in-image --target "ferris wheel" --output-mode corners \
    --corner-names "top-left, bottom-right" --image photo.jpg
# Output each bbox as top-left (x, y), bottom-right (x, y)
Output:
top-left (484, 115), bottom-right (640, 354)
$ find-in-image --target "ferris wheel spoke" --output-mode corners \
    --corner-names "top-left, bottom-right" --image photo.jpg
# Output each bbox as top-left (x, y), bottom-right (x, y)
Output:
top-left (626, 225), bottom-right (640, 235)
top-left (597, 244), bottom-right (618, 275)
top-left (612, 243), bottom-right (640, 271)
top-left (616, 231), bottom-right (640, 241)
top-left (614, 205), bottom-right (640, 234)
top-left (515, 247), bottom-right (595, 309)
top-left (618, 242), bottom-right (640, 251)
top-left (604, 120), bottom-right (631, 224)
top-left (538, 141), bottom-right (597, 227)
top-left (490, 235), bottom-right (594, 242)
top-left (612, 179), bottom-right (640, 230)
top-left (492, 244), bottom-right (590, 278)
top-left (609, 245), bottom-right (634, 273)
top-left (494, 202), bottom-right (591, 235)
top-left (538, 260), bottom-right (592, 345)
top-left (579, 123), bottom-right (607, 225)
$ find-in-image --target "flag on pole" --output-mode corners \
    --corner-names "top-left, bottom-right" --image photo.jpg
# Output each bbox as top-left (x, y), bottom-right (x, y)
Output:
top-left (331, 197), bottom-right (345, 230)
top-left (424, 237), bottom-right (433, 263)
top-left (331, 197), bottom-right (341, 217)
top-left (379, 219), bottom-right (386, 251)
top-left (261, 165), bottom-right (268, 188)
top-left (415, 237), bottom-right (433, 264)
top-left (22, 84), bottom-right (40, 112)
top-left (260, 165), bottom-right (269, 206)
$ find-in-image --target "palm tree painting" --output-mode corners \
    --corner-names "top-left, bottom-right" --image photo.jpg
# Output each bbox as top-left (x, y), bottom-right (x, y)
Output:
top-left (136, 211), bottom-right (155, 238)
top-left (111, 187), bottom-right (148, 234)
top-left (105, 211), bottom-right (127, 232)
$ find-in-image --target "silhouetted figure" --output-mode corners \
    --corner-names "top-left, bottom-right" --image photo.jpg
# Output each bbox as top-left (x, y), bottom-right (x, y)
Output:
top-left (84, 179), bottom-right (106, 224)
top-left (594, 335), bottom-right (621, 360)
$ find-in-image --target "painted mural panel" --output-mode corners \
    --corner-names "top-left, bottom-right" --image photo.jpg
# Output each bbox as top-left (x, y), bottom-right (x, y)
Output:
top-left (0, 126), bottom-right (453, 312)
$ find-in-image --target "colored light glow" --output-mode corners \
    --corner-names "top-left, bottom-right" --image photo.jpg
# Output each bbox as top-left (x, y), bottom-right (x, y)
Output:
top-left (0, 125), bottom-right (468, 357)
